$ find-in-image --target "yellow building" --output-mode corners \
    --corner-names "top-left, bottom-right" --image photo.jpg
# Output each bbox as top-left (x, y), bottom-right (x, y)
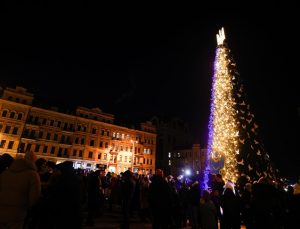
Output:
top-left (0, 86), bottom-right (156, 174)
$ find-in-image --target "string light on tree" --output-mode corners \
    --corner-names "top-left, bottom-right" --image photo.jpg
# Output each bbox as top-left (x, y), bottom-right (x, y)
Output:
top-left (203, 27), bottom-right (275, 188)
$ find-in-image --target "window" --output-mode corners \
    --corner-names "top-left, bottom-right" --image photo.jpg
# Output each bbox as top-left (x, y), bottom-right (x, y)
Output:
top-left (4, 126), bottom-right (11, 134)
top-left (26, 143), bottom-right (32, 152)
top-left (12, 127), bottom-right (18, 135)
top-left (1, 110), bottom-right (8, 117)
top-left (101, 129), bottom-right (105, 135)
top-left (63, 123), bottom-right (68, 130)
top-left (9, 112), bottom-right (15, 119)
top-left (73, 149), bottom-right (77, 156)
top-left (99, 141), bottom-right (103, 148)
top-left (105, 142), bottom-right (108, 148)
top-left (75, 137), bottom-right (79, 144)
top-left (7, 141), bottom-right (14, 149)
top-left (83, 126), bottom-right (87, 132)
top-left (92, 128), bottom-right (97, 134)
top-left (125, 156), bottom-right (127, 162)
top-left (88, 151), bottom-right (93, 158)
top-left (80, 138), bottom-right (85, 145)
top-left (98, 153), bottom-right (101, 160)
top-left (0, 123), bottom-right (2, 131)
top-left (38, 131), bottom-right (43, 138)
top-left (104, 154), bottom-right (107, 160)
top-left (79, 150), bottom-right (83, 157)
top-left (19, 143), bottom-right (25, 152)
top-left (54, 134), bottom-right (58, 141)
top-left (50, 120), bottom-right (54, 126)
top-left (43, 145), bottom-right (48, 153)
top-left (30, 130), bottom-right (36, 139)
top-left (119, 155), bottom-right (122, 162)
top-left (35, 144), bottom-right (40, 152)
top-left (46, 133), bottom-right (51, 140)
top-left (42, 118), bottom-right (47, 125)
top-left (57, 121), bottom-right (61, 128)
top-left (17, 113), bottom-right (23, 120)
top-left (50, 146), bottom-right (55, 154)
top-left (0, 140), bottom-right (6, 148)
top-left (90, 140), bottom-right (95, 146)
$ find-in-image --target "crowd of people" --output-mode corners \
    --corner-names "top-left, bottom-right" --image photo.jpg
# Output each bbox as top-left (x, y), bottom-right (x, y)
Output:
top-left (0, 151), bottom-right (299, 229)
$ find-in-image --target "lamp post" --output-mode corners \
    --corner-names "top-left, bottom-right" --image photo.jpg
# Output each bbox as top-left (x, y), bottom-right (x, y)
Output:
top-left (106, 146), bottom-right (112, 172)
top-left (131, 140), bottom-right (137, 172)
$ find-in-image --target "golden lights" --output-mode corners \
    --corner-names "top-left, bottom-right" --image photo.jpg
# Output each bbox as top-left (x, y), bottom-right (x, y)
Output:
top-left (211, 45), bottom-right (239, 183)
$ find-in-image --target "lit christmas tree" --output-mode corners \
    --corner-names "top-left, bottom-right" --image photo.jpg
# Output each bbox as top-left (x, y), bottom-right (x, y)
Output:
top-left (204, 28), bottom-right (275, 186)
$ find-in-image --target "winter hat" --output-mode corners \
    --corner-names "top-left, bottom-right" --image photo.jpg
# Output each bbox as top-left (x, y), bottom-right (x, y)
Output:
top-left (223, 181), bottom-right (235, 190)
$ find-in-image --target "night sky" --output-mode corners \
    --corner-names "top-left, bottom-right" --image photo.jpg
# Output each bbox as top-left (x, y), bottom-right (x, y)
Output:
top-left (1, 5), bottom-right (299, 177)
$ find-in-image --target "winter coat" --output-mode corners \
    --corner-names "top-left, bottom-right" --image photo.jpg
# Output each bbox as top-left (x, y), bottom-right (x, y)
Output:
top-left (0, 159), bottom-right (41, 223)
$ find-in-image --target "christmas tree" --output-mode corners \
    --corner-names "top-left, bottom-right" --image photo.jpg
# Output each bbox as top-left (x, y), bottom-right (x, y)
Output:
top-left (204, 28), bottom-right (275, 186)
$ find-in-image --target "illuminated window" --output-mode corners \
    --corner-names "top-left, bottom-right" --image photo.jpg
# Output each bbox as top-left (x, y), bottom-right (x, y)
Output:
top-left (0, 140), bottom-right (6, 148)
top-left (168, 152), bottom-right (171, 158)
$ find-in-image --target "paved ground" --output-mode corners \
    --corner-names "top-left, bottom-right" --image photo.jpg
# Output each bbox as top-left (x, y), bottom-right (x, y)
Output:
top-left (82, 205), bottom-right (192, 229)
top-left (82, 205), bottom-right (245, 229)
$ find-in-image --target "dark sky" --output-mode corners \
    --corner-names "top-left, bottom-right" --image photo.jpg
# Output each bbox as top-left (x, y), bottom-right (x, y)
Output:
top-left (1, 5), bottom-right (299, 176)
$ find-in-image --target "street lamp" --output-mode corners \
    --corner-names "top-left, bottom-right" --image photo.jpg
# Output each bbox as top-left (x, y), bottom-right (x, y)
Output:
top-left (106, 146), bottom-right (113, 172)
top-left (131, 139), bottom-right (137, 172)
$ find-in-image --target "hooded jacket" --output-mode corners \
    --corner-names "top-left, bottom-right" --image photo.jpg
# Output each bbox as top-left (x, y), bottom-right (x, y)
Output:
top-left (0, 158), bottom-right (41, 222)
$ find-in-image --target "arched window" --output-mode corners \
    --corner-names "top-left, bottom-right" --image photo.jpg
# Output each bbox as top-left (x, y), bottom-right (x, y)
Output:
top-left (17, 113), bottom-right (23, 120)
top-left (2, 110), bottom-right (8, 117)
top-left (10, 111), bottom-right (16, 119)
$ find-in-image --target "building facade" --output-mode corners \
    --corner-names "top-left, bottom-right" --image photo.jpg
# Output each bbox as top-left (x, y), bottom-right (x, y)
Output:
top-left (169, 144), bottom-right (207, 178)
top-left (151, 115), bottom-right (193, 175)
top-left (0, 86), bottom-right (156, 174)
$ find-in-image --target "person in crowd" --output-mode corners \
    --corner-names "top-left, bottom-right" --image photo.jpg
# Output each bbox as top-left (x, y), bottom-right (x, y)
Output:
top-left (179, 179), bottom-right (190, 227)
top-left (286, 180), bottom-right (300, 229)
top-left (139, 175), bottom-right (151, 222)
top-left (189, 180), bottom-right (201, 229)
top-left (0, 150), bottom-right (41, 229)
top-left (85, 170), bottom-right (102, 227)
top-left (36, 161), bottom-right (82, 229)
top-left (0, 153), bottom-right (14, 174)
top-left (240, 183), bottom-right (253, 229)
top-left (120, 170), bottom-right (136, 229)
top-left (200, 190), bottom-right (218, 229)
top-left (220, 181), bottom-right (241, 229)
top-left (148, 169), bottom-right (172, 229)
top-left (251, 177), bottom-right (284, 229)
